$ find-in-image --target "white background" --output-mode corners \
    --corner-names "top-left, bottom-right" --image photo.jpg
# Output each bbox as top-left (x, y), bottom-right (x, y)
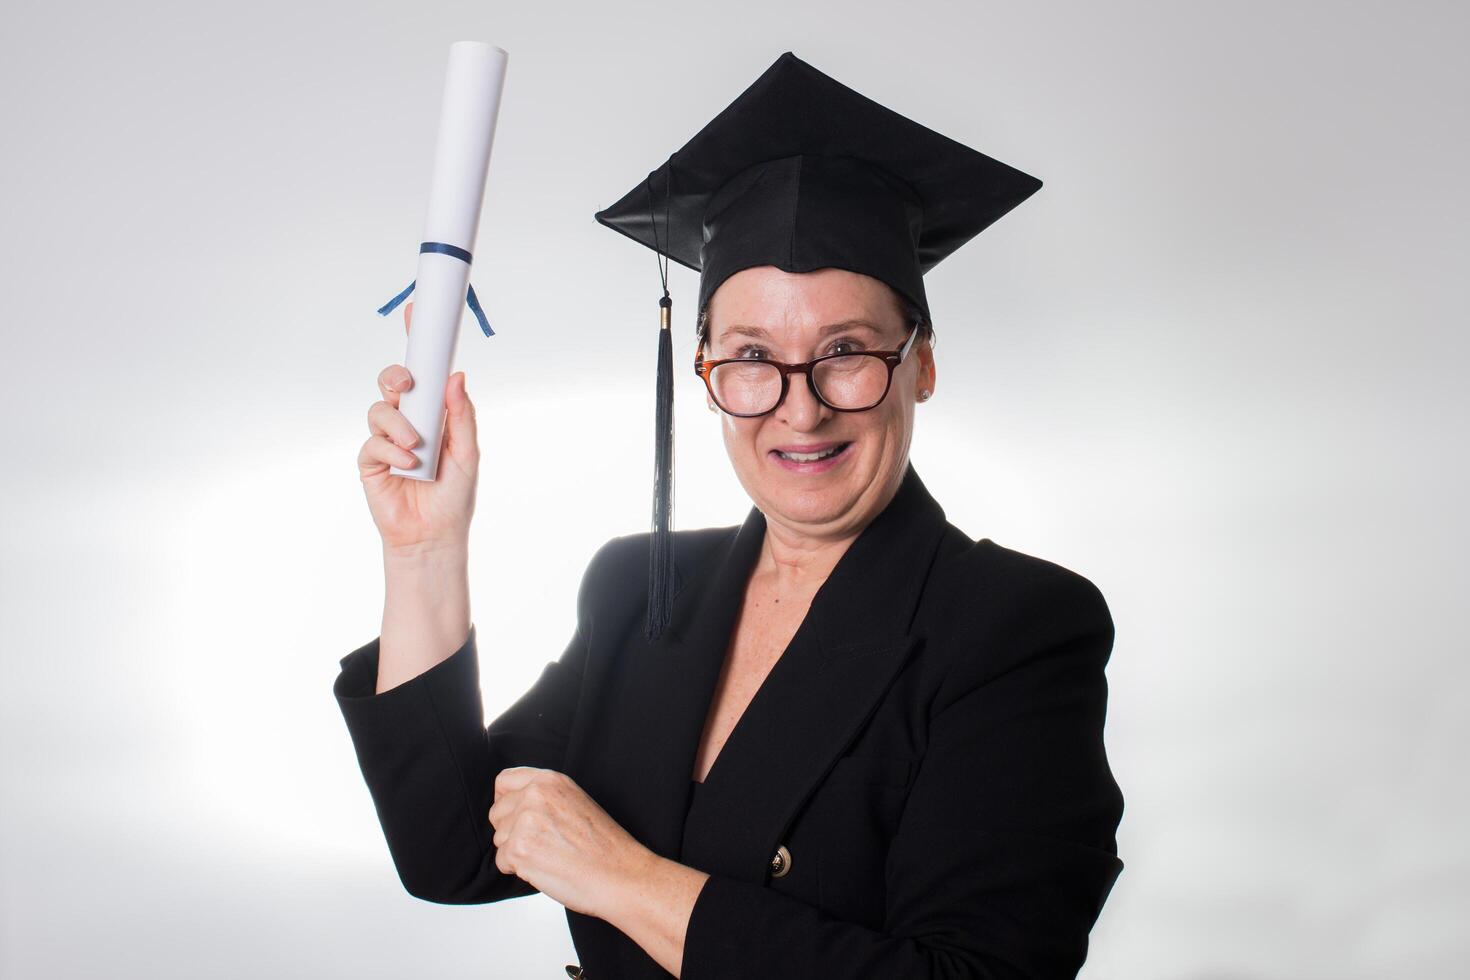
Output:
top-left (2, 1), bottom-right (1466, 976)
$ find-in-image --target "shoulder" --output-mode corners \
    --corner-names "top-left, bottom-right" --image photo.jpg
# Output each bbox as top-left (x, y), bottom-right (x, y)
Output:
top-left (924, 531), bottom-right (1115, 697)
top-left (585, 524), bottom-right (739, 581)
top-left (575, 524), bottom-right (742, 613)
top-left (930, 528), bottom-right (1110, 623)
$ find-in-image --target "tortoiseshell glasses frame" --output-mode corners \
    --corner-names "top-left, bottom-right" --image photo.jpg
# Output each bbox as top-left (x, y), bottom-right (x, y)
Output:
top-left (694, 323), bottom-right (920, 418)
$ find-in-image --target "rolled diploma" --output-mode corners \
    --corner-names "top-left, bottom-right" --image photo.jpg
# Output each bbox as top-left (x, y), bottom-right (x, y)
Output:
top-left (391, 42), bottom-right (508, 481)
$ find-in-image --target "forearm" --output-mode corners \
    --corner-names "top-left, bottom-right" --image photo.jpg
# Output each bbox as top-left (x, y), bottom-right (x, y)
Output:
top-left (377, 543), bottom-right (472, 694)
top-left (600, 849), bottom-right (711, 978)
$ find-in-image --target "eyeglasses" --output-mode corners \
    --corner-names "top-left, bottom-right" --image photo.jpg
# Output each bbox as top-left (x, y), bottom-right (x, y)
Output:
top-left (695, 323), bottom-right (920, 417)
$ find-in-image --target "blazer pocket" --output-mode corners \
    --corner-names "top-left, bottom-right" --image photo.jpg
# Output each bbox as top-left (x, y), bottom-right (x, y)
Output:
top-left (825, 753), bottom-right (914, 789)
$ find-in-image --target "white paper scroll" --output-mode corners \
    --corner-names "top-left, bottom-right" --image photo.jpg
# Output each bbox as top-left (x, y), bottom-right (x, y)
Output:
top-left (391, 42), bottom-right (508, 481)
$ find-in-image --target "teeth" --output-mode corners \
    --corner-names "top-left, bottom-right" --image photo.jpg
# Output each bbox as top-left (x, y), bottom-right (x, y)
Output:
top-left (779, 444), bottom-right (845, 462)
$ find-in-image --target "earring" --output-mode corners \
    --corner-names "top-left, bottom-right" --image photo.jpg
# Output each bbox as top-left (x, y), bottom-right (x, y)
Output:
top-left (707, 401), bottom-right (718, 412)
top-left (918, 389), bottom-right (931, 402)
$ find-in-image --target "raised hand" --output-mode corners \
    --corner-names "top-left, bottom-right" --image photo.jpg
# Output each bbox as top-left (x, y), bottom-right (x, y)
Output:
top-left (356, 301), bottom-right (480, 557)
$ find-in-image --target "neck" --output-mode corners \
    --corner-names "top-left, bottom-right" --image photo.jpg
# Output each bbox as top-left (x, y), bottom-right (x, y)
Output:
top-left (754, 521), bottom-right (858, 594)
top-left (751, 466), bottom-right (910, 591)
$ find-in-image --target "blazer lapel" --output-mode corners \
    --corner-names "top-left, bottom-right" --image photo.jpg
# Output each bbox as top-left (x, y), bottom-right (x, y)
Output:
top-left (577, 463), bottom-right (949, 884)
top-left (679, 463), bottom-right (949, 879)
top-left (572, 499), bottom-right (764, 863)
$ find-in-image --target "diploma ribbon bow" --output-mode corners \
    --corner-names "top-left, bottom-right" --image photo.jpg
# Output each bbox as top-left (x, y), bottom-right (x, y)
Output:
top-left (376, 241), bottom-right (495, 337)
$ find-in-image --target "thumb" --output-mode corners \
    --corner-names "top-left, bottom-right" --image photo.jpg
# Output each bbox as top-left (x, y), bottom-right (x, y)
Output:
top-left (443, 371), bottom-right (477, 450)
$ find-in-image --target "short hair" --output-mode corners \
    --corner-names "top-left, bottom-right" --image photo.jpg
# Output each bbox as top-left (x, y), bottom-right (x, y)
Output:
top-left (696, 284), bottom-right (936, 351)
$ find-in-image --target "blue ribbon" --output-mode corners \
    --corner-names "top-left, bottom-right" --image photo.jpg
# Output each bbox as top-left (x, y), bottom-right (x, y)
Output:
top-left (377, 241), bottom-right (495, 337)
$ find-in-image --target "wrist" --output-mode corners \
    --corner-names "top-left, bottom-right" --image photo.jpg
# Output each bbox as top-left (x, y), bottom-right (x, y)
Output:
top-left (597, 844), bottom-right (710, 976)
top-left (384, 539), bottom-right (469, 571)
top-left (598, 839), bottom-right (663, 923)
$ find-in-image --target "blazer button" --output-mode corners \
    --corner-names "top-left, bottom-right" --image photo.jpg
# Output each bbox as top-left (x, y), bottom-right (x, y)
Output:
top-left (770, 843), bottom-right (792, 879)
top-left (564, 966), bottom-right (585, 978)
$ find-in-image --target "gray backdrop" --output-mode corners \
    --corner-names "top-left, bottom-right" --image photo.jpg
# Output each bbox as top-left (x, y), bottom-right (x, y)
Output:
top-left (2, 0), bottom-right (1465, 976)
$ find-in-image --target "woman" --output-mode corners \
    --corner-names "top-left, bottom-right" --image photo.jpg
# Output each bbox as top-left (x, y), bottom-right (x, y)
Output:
top-left (336, 53), bottom-right (1123, 979)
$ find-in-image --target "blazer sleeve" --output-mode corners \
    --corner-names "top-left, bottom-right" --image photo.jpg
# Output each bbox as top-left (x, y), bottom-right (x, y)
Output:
top-left (680, 567), bottom-right (1125, 980)
top-left (332, 539), bottom-right (614, 905)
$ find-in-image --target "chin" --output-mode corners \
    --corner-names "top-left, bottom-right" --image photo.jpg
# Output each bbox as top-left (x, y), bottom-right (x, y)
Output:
top-left (760, 474), bottom-right (866, 527)
top-left (735, 443), bottom-right (875, 523)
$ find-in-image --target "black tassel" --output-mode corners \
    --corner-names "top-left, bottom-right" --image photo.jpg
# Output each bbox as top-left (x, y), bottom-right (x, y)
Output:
top-left (646, 293), bottom-right (676, 640)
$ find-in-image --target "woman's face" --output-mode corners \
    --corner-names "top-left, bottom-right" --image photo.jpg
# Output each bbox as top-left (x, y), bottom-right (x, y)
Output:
top-left (703, 265), bottom-right (936, 544)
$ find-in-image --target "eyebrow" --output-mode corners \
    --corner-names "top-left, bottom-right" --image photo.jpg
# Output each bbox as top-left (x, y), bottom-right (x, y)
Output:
top-left (718, 319), bottom-right (886, 343)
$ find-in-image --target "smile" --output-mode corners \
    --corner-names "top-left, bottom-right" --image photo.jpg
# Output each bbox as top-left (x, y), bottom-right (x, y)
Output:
top-left (769, 441), bottom-right (853, 471)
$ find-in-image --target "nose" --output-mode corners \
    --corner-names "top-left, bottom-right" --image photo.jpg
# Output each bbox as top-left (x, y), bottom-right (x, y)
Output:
top-left (775, 368), bottom-right (827, 427)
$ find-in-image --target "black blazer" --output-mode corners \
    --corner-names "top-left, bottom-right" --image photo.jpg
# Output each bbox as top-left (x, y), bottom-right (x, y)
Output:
top-left (334, 463), bottom-right (1124, 979)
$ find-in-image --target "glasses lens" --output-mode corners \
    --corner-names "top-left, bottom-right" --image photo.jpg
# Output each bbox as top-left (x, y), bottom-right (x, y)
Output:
top-left (813, 355), bottom-right (890, 410)
top-left (710, 360), bottom-right (782, 415)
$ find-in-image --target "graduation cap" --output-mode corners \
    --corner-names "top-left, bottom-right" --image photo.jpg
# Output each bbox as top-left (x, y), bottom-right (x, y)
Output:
top-left (594, 50), bottom-right (1043, 641)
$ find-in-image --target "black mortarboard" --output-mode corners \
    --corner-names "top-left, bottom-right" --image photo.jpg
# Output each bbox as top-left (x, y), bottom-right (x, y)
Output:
top-left (594, 50), bottom-right (1044, 641)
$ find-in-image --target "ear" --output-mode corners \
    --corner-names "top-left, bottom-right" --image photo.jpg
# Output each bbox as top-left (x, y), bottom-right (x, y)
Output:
top-left (916, 339), bottom-right (936, 397)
